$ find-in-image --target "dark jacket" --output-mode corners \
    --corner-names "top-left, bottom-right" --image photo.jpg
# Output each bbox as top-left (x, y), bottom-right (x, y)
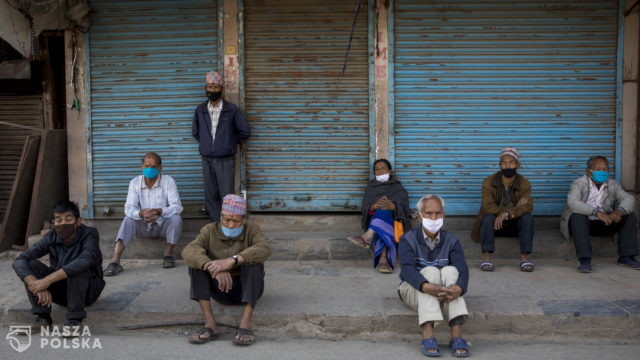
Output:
top-left (12, 224), bottom-right (105, 281)
top-left (471, 172), bottom-right (533, 242)
top-left (192, 100), bottom-right (251, 158)
top-left (399, 227), bottom-right (469, 295)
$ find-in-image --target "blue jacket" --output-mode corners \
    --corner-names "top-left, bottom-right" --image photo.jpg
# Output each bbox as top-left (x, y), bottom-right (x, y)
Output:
top-left (399, 227), bottom-right (469, 295)
top-left (192, 100), bottom-right (251, 158)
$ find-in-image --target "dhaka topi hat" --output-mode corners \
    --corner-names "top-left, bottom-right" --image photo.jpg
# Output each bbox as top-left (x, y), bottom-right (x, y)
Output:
top-left (206, 71), bottom-right (223, 86)
top-left (221, 194), bottom-right (246, 216)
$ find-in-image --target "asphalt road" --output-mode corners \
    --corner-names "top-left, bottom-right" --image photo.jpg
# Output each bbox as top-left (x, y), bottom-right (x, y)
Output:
top-left (1, 328), bottom-right (639, 360)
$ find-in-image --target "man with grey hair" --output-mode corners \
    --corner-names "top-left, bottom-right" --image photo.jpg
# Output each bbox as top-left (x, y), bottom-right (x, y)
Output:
top-left (398, 195), bottom-right (470, 357)
top-left (561, 155), bottom-right (639, 272)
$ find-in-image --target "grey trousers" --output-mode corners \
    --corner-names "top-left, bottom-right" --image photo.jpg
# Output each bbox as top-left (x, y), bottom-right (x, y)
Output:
top-left (115, 215), bottom-right (182, 246)
top-left (189, 264), bottom-right (265, 308)
top-left (202, 156), bottom-right (235, 222)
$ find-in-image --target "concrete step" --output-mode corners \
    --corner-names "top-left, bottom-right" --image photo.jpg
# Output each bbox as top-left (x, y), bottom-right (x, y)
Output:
top-left (1, 259), bottom-right (639, 343)
top-left (23, 215), bottom-right (633, 261)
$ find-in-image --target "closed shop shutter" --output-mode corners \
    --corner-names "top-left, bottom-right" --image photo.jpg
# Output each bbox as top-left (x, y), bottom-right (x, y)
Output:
top-left (393, 0), bottom-right (619, 214)
top-left (88, 0), bottom-right (219, 217)
top-left (244, 0), bottom-right (371, 211)
top-left (0, 94), bottom-right (42, 220)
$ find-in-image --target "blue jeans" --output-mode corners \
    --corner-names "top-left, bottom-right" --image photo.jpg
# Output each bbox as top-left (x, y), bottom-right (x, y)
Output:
top-left (480, 212), bottom-right (534, 254)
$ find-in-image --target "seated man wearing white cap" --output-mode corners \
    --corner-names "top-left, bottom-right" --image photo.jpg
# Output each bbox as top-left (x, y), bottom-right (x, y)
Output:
top-left (471, 147), bottom-right (535, 272)
top-left (182, 194), bottom-right (271, 346)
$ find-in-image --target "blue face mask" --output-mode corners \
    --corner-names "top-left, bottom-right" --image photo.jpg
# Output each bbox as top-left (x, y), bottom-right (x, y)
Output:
top-left (591, 170), bottom-right (609, 184)
top-left (143, 167), bottom-right (159, 179)
top-left (222, 225), bottom-right (244, 238)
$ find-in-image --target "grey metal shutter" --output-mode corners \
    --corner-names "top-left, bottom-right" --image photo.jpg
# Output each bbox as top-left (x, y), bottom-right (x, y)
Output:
top-left (393, 0), bottom-right (619, 214)
top-left (244, 0), bottom-right (371, 211)
top-left (88, 0), bottom-right (219, 217)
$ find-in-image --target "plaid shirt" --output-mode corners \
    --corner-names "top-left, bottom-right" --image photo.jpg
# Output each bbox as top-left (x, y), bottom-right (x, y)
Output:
top-left (207, 100), bottom-right (223, 143)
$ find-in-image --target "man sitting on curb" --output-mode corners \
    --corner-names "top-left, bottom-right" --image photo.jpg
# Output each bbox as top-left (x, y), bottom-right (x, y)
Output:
top-left (12, 200), bottom-right (105, 335)
top-left (398, 195), bottom-right (470, 358)
top-left (104, 152), bottom-right (183, 275)
top-left (471, 147), bottom-right (535, 272)
top-left (182, 194), bottom-right (271, 346)
top-left (561, 155), bottom-right (639, 272)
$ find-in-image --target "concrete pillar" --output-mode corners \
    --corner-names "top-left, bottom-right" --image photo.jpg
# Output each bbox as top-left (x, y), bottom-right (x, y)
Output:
top-left (223, 0), bottom-right (243, 193)
top-left (374, 0), bottom-right (390, 160)
top-left (623, 0), bottom-right (639, 190)
top-left (64, 29), bottom-right (90, 217)
top-left (223, 0), bottom-right (240, 105)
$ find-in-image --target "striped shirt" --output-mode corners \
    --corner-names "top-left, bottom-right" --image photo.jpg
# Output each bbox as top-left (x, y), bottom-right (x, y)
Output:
top-left (207, 100), bottom-right (223, 143)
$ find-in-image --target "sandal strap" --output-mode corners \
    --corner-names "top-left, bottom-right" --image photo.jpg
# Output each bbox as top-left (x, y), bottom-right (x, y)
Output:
top-left (236, 327), bottom-right (255, 336)
top-left (450, 337), bottom-right (469, 350)
top-left (421, 338), bottom-right (441, 355)
top-left (197, 327), bottom-right (216, 338)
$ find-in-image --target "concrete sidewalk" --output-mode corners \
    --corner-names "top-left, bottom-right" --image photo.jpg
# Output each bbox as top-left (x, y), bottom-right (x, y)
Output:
top-left (1, 257), bottom-right (639, 344)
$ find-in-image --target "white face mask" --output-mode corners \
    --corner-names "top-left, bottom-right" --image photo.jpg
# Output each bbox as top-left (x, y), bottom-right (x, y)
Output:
top-left (375, 173), bottom-right (390, 182)
top-left (422, 217), bottom-right (443, 234)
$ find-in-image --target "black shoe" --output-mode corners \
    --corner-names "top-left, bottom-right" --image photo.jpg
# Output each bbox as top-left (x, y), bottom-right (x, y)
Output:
top-left (29, 315), bottom-right (52, 334)
top-left (578, 258), bottom-right (592, 273)
top-left (62, 319), bottom-right (84, 338)
top-left (617, 256), bottom-right (640, 269)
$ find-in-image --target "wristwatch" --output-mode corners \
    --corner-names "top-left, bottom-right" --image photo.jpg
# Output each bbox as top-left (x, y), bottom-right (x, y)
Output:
top-left (232, 255), bottom-right (239, 266)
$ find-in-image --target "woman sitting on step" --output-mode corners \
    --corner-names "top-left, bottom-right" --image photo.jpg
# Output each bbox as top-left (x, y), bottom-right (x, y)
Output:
top-left (348, 159), bottom-right (410, 273)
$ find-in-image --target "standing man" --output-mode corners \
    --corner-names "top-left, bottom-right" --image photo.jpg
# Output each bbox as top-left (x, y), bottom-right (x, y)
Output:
top-left (471, 147), bottom-right (535, 272)
top-left (398, 195), bottom-right (470, 357)
top-left (12, 200), bottom-right (105, 334)
top-left (182, 194), bottom-right (271, 346)
top-left (192, 71), bottom-right (251, 222)
top-left (561, 156), bottom-right (639, 272)
top-left (104, 152), bottom-right (183, 275)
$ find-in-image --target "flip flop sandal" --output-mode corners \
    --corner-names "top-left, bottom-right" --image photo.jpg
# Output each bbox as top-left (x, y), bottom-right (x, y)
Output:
top-left (104, 262), bottom-right (123, 276)
top-left (480, 261), bottom-right (495, 272)
top-left (449, 337), bottom-right (470, 357)
top-left (520, 261), bottom-right (535, 272)
top-left (188, 327), bottom-right (218, 344)
top-left (377, 263), bottom-right (393, 274)
top-left (347, 235), bottom-right (371, 249)
top-left (232, 328), bottom-right (256, 346)
top-left (163, 256), bottom-right (176, 268)
top-left (420, 338), bottom-right (441, 357)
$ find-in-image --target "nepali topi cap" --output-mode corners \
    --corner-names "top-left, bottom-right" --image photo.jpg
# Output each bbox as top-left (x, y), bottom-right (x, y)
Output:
top-left (221, 194), bottom-right (246, 216)
top-left (205, 71), bottom-right (223, 86)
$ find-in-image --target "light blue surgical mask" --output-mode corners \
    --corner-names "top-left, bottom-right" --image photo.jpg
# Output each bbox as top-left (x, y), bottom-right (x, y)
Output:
top-left (591, 170), bottom-right (609, 184)
top-left (222, 225), bottom-right (243, 238)
top-left (143, 167), bottom-right (159, 179)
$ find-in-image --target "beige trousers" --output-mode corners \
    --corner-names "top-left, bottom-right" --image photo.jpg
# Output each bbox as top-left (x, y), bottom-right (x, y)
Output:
top-left (398, 266), bottom-right (469, 326)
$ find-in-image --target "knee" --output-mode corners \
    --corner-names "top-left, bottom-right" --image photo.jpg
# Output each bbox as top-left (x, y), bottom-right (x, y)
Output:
top-left (569, 213), bottom-right (588, 226)
top-left (420, 266), bottom-right (441, 283)
top-left (167, 214), bottom-right (182, 225)
top-left (241, 263), bottom-right (264, 275)
top-left (481, 214), bottom-right (495, 226)
top-left (622, 214), bottom-right (637, 227)
top-left (441, 266), bottom-right (459, 282)
top-left (519, 212), bottom-right (533, 223)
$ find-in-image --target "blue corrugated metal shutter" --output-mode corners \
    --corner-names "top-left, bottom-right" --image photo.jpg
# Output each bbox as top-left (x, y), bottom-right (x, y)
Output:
top-left (243, 0), bottom-right (371, 211)
top-left (393, 0), bottom-right (619, 215)
top-left (88, 0), bottom-right (218, 217)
